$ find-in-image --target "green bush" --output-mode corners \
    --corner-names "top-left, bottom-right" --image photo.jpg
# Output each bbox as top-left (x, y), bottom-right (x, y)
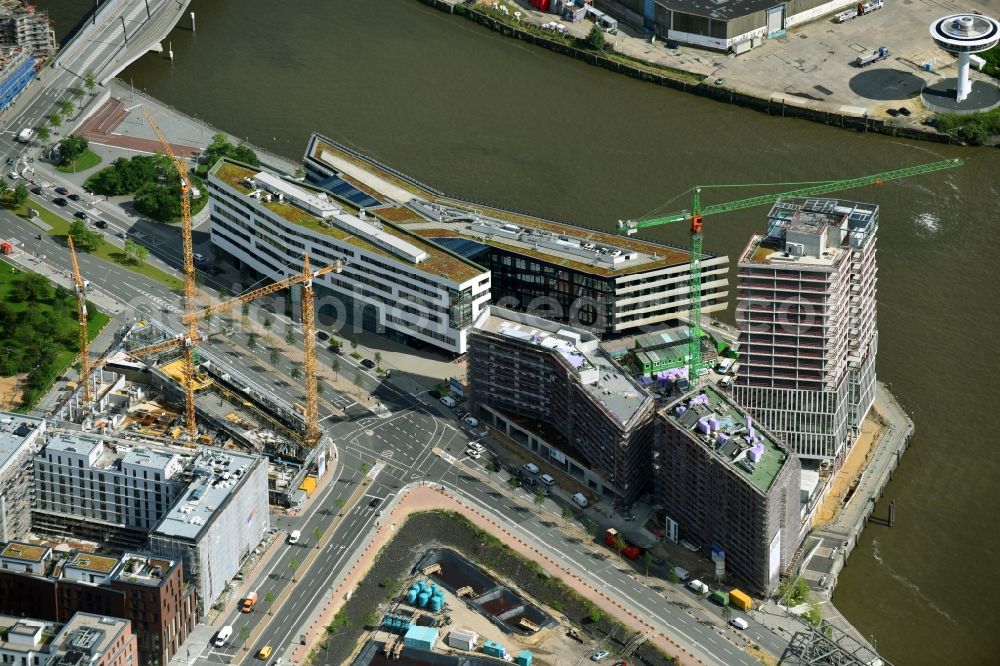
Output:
top-left (934, 108), bottom-right (1000, 145)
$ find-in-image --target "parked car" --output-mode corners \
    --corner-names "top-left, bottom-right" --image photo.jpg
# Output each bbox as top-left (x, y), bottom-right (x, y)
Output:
top-left (523, 462), bottom-right (540, 475)
top-left (361, 358), bottom-right (375, 369)
top-left (54, 186), bottom-right (69, 195)
top-left (591, 651), bottom-right (609, 662)
top-left (315, 330), bottom-right (330, 341)
top-left (467, 441), bottom-right (485, 453)
top-left (193, 252), bottom-right (206, 264)
top-left (464, 416), bottom-right (479, 427)
top-left (730, 617), bottom-right (749, 630)
top-left (572, 492), bottom-right (588, 508)
top-left (287, 530), bottom-right (300, 544)
top-left (898, 106), bottom-right (911, 117)
top-left (7, 171), bottom-right (18, 179)
top-left (213, 626), bottom-right (233, 648)
top-left (440, 395), bottom-right (456, 408)
top-left (465, 448), bottom-right (481, 460)
top-left (539, 474), bottom-right (555, 486)
top-left (679, 539), bottom-right (700, 552)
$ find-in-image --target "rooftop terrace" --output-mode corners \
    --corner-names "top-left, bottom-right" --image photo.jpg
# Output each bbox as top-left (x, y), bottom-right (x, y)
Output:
top-left (662, 384), bottom-right (790, 493)
top-left (474, 307), bottom-right (652, 425)
top-left (211, 161), bottom-right (484, 284)
top-left (305, 134), bottom-right (694, 278)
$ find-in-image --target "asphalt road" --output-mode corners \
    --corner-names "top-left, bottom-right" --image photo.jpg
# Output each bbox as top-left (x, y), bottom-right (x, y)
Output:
top-left (1, 209), bottom-right (789, 665)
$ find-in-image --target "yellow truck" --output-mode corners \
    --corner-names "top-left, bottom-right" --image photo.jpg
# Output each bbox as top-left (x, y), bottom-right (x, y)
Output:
top-left (729, 588), bottom-right (753, 611)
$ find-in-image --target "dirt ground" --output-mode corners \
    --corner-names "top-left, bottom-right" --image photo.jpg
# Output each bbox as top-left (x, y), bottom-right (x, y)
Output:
top-left (812, 409), bottom-right (886, 527)
top-left (0, 375), bottom-right (26, 411)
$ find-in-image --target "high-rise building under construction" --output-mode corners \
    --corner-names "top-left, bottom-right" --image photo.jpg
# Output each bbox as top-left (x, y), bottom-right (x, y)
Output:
top-left (733, 199), bottom-right (878, 460)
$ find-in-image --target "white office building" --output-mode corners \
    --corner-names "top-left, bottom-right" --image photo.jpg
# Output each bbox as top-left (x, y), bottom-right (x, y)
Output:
top-left (207, 159), bottom-right (492, 354)
top-left (733, 199), bottom-right (878, 460)
top-left (148, 448), bottom-right (269, 618)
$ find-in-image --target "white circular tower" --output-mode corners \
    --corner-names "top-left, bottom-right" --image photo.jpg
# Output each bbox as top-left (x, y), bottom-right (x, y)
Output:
top-left (930, 13), bottom-right (1000, 103)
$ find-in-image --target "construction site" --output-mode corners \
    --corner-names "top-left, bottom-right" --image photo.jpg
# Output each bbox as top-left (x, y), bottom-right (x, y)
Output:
top-left (52, 110), bottom-right (342, 508)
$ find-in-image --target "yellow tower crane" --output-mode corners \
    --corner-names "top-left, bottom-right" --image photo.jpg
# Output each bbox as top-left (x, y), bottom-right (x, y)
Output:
top-left (125, 254), bottom-right (342, 444)
top-left (139, 105), bottom-right (199, 440)
top-left (66, 236), bottom-right (91, 405)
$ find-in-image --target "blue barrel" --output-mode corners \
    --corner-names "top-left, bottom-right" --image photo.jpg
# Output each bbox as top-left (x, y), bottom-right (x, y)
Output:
top-left (406, 587), bottom-right (418, 604)
top-left (430, 583), bottom-right (438, 595)
top-left (430, 594), bottom-right (443, 613)
top-left (418, 591), bottom-right (430, 608)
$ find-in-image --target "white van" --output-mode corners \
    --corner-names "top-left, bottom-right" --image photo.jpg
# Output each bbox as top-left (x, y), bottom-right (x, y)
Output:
top-left (213, 625), bottom-right (233, 647)
top-left (572, 492), bottom-right (588, 508)
top-left (522, 462), bottom-right (540, 475)
top-left (539, 474), bottom-right (555, 486)
top-left (464, 416), bottom-right (479, 427)
top-left (440, 395), bottom-right (457, 408)
top-left (729, 617), bottom-right (749, 630)
top-left (288, 530), bottom-right (301, 545)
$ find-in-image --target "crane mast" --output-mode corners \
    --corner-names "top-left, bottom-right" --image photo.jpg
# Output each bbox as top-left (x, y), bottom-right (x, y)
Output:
top-left (300, 254), bottom-right (320, 446)
top-left (618, 158), bottom-right (964, 381)
top-left (66, 236), bottom-right (91, 406)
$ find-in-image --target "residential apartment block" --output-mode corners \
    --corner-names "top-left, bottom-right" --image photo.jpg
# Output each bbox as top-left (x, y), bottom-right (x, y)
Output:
top-left (0, 2), bottom-right (55, 58)
top-left (207, 158), bottom-right (492, 354)
top-left (469, 306), bottom-right (655, 504)
top-left (303, 132), bottom-right (730, 341)
top-left (0, 611), bottom-right (136, 666)
top-left (32, 433), bottom-right (186, 543)
top-left (0, 547), bottom-right (194, 666)
top-left (733, 199), bottom-right (878, 460)
top-left (654, 385), bottom-right (801, 595)
top-left (0, 413), bottom-right (44, 543)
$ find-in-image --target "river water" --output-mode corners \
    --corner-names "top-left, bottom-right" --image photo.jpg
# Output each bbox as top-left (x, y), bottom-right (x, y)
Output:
top-left (46, 1), bottom-right (1000, 662)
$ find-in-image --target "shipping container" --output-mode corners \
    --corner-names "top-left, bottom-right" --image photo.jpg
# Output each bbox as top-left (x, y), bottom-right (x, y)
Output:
top-left (447, 628), bottom-right (478, 650)
top-left (530, 0), bottom-right (550, 11)
top-left (298, 475), bottom-right (317, 496)
top-left (729, 588), bottom-right (752, 611)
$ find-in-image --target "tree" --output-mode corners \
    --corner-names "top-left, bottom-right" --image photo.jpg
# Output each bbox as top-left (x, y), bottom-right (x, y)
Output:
top-left (359, 462), bottom-right (370, 474)
top-left (353, 372), bottom-right (363, 396)
top-left (263, 315), bottom-right (272, 329)
top-left (317, 382), bottom-right (325, 396)
top-left (237, 625), bottom-right (250, 648)
top-left (335, 495), bottom-right (346, 510)
top-left (666, 568), bottom-right (679, 584)
top-left (68, 220), bottom-right (103, 252)
top-left (613, 533), bottom-right (626, 562)
top-left (285, 326), bottom-right (296, 345)
top-left (562, 505), bottom-right (573, 521)
top-left (721, 604), bottom-right (732, 620)
top-left (59, 100), bottom-right (74, 117)
top-left (49, 113), bottom-right (61, 129)
top-left (57, 135), bottom-right (89, 164)
top-left (269, 348), bottom-right (280, 366)
top-left (263, 591), bottom-right (275, 615)
top-left (290, 365), bottom-right (302, 380)
top-left (13, 272), bottom-right (52, 302)
top-left (84, 71), bottom-right (96, 92)
top-left (246, 331), bottom-right (257, 350)
top-left (350, 336), bottom-right (358, 352)
top-left (35, 126), bottom-right (50, 142)
top-left (586, 24), bottom-right (606, 51)
top-left (642, 550), bottom-right (654, 577)
top-left (241, 302), bottom-right (250, 322)
top-left (331, 358), bottom-right (340, 379)
top-left (313, 526), bottom-right (324, 546)
top-left (373, 351), bottom-right (382, 369)
top-left (507, 476), bottom-right (520, 490)
top-left (0, 180), bottom-right (8, 198)
top-left (534, 491), bottom-right (546, 506)
top-left (71, 87), bottom-right (84, 102)
top-left (134, 182), bottom-right (181, 222)
top-left (12, 183), bottom-right (28, 206)
top-left (328, 337), bottom-right (342, 354)
top-left (133, 243), bottom-right (149, 265)
top-left (587, 605), bottom-right (603, 623)
top-left (289, 558), bottom-right (300, 582)
top-left (487, 459), bottom-right (499, 477)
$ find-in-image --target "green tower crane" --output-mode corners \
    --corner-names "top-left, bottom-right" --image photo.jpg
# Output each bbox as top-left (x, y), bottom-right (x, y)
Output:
top-left (617, 158), bottom-right (964, 380)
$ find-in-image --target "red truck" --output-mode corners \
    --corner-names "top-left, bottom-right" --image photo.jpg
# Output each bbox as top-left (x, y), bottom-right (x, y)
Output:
top-left (605, 528), bottom-right (642, 560)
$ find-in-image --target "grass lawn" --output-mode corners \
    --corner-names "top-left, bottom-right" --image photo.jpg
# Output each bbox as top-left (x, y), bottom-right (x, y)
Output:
top-left (18, 203), bottom-right (185, 291)
top-left (55, 150), bottom-right (102, 173)
top-left (0, 266), bottom-right (111, 411)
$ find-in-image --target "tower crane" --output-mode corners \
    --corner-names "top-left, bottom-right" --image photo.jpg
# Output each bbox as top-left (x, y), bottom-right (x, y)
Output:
top-left (125, 255), bottom-right (343, 444)
top-left (139, 105), bottom-right (199, 439)
top-left (66, 236), bottom-right (91, 406)
top-left (618, 158), bottom-right (964, 378)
